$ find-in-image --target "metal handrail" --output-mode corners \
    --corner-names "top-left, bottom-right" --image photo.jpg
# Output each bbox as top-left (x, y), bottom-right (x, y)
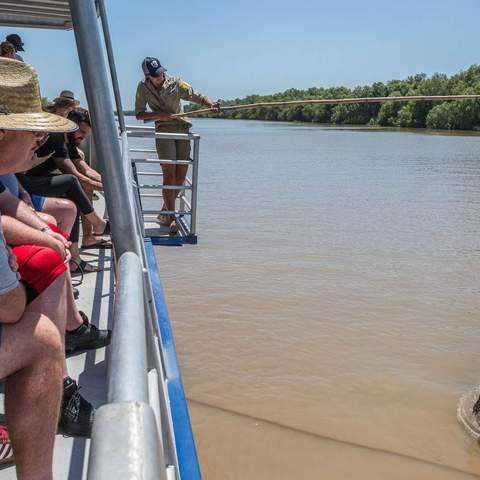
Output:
top-left (107, 252), bottom-right (148, 403)
top-left (126, 126), bottom-right (200, 239)
top-left (67, 1), bottom-right (182, 479)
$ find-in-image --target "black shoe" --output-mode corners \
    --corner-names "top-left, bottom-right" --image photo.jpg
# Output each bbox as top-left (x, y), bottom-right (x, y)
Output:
top-left (58, 377), bottom-right (94, 437)
top-left (65, 311), bottom-right (111, 355)
top-left (73, 287), bottom-right (79, 300)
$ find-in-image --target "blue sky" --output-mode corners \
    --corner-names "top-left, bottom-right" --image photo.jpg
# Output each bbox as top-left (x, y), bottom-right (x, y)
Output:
top-left (3, 0), bottom-right (479, 109)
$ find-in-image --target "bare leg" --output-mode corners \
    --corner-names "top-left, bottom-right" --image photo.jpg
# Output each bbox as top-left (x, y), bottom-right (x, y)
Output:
top-left (80, 184), bottom-right (109, 247)
top-left (41, 198), bottom-right (77, 235)
top-left (161, 164), bottom-right (176, 222)
top-left (69, 242), bottom-right (81, 267)
top-left (65, 270), bottom-right (84, 332)
top-left (1, 274), bottom-right (67, 480)
top-left (79, 182), bottom-right (94, 244)
top-left (174, 164), bottom-right (188, 202)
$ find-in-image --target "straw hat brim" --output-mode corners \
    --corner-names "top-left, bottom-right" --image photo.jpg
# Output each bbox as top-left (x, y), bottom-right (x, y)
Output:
top-left (0, 112), bottom-right (77, 132)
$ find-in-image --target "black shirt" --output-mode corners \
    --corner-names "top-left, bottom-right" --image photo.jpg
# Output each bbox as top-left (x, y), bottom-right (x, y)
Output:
top-left (27, 133), bottom-right (80, 177)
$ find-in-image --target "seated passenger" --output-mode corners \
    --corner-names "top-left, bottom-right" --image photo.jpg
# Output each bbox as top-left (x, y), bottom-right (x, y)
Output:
top-left (17, 103), bottom-right (111, 254)
top-left (0, 56), bottom-right (74, 479)
top-left (0, 42), bottom-right (15, 60)
top-left (5, 34), bottom-right (24, 62)
top-left (0, 175), bottom-right (111, 436)
top-left (66, 108), bottom-right (107, 248)
top-left (43, 90), bottom-right (79, 117)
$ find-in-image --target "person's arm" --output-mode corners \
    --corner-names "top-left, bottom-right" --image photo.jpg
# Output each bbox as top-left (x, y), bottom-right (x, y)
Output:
top-left (136, 111), bottom-right (173, 121)
top-left (71, 148), bottom-right (102, 183)
top-left (0, 188), bottom-right (47, 231)
top-left (52, 156), bottom-right (103, 189)
top-left (177, 79), bottom-right (220, 110)
top-left (17, 182), bottom-right (34, 208)
top-left (0, 189), bottom-right (71, 251)
top-left (0, 241), bottom-right (24, 324)
top-left (2, 215), bottom-right (71, 262)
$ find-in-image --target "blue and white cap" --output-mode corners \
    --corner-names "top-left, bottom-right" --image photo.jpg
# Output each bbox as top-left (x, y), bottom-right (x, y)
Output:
top-left (141, 57), bottom-right (167, 77)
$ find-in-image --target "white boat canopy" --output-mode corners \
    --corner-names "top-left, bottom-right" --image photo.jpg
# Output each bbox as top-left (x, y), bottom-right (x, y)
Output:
top-left (0, 0), bottom-right (98, 30)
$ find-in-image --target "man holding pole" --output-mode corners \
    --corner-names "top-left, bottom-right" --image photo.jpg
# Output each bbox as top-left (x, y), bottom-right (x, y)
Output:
top-left (135, 57), bottom-right (219, 234)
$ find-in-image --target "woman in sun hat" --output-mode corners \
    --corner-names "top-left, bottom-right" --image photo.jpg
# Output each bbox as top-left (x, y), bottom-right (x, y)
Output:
top-left (44, 89), bottom-right (80, 118)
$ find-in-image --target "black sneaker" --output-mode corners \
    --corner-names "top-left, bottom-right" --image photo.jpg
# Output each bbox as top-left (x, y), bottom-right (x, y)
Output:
top-left (58, 377), bottom-right (94, 437)
top-left (65, 311), bottom-right (111, 355)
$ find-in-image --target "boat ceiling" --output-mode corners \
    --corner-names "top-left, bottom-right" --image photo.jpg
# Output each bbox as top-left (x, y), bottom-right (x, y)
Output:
top-left (0, 1), bottom-right (98, 30)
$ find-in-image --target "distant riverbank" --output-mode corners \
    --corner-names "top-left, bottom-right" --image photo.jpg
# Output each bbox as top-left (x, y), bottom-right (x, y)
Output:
top-left (179, 64), bottom-right (480, 132)
top-left (122, 114), bottom-right (480, 137)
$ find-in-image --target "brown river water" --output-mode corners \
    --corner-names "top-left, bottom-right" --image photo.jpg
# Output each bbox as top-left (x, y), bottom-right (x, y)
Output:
top-left (145, 118), bottom-right (480, 479)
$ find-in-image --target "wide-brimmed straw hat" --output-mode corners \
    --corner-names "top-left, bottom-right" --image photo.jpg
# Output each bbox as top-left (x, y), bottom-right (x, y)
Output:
top-left (0, 58), bottom-right (77, 132)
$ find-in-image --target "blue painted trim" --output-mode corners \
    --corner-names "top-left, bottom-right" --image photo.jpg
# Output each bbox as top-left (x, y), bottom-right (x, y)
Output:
top-left (150, 236), bottom-right (184, 247)
top-left (144, 239), bottom-right (202, 480)
top-left (149, 234), bottom-right (198, 246)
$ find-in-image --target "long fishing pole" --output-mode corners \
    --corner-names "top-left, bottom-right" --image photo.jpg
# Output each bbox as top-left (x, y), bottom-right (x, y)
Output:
top-left (172, 94), bottom-right (480, 118)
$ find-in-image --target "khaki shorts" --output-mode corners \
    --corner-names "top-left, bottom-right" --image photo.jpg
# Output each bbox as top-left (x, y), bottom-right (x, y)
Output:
top-left (155, 124), bottom-right (191, 161)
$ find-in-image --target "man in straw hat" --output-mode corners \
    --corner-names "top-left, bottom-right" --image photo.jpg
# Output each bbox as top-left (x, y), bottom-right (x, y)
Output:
top-left (0, 57), bottom-right (81, 479)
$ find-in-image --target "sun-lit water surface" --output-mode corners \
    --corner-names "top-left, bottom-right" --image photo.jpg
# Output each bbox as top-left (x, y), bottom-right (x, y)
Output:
top-left (132, 117), bottom-right (480, 479)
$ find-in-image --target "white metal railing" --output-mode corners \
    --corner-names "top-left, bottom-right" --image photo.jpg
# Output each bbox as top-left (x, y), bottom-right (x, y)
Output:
top-left (88, 132), bottom-right (182, 479)
top-left (126, 125), bottom-right (200, 241)
top-left (67, 1), bottom-right (189, 478)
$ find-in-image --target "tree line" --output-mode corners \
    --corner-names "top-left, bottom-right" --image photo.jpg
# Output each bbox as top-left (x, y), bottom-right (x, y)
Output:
top-left (185, 65), bottom-right (480, 130)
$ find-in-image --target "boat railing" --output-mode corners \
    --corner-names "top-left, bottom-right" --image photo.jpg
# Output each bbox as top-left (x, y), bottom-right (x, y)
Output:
top-left (126, 125), bottom-right (200, 244)
top-left (87, 131), bottom-right (181, 480)
top-left (88, 133), bottom-right (179, 480)
top-left (66, 1), bottom-right (191, 478)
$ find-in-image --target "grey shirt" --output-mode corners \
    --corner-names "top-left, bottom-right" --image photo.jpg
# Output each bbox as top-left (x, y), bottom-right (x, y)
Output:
top-left (0, 222), bottom-right (18, 295)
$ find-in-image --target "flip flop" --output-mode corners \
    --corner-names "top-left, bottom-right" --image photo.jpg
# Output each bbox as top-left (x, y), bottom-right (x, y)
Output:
top-left (71, 259), bottom-right (103, 276)
top-left (81, 238), bottom-right (112, 250)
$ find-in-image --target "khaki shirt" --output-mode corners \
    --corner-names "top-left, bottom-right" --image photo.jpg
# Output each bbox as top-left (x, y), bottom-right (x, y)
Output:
top-left (135, 74), bottom-right (205, 129)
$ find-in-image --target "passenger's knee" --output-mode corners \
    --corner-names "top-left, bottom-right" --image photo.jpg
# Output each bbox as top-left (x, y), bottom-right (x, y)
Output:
top-left (34, 315), bottom-right (63, 362)
top-left (63, 199), bottom-right (77, 217)
top-left (66, 174), bottom-right (82, 190)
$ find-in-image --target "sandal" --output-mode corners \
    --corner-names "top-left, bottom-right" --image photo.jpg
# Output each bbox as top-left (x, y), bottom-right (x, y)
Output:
top-left (81, 238), bottom-right (112, 250)
top-left (71, 259), bottom-right (103, 276)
